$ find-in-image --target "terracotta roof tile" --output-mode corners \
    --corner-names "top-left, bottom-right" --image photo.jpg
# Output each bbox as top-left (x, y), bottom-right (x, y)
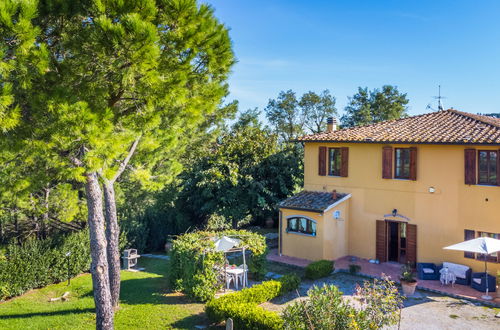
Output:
top-left (299, 109), bottom-right (500, 145)
top-left (279, 191), bottom-right (348, 212)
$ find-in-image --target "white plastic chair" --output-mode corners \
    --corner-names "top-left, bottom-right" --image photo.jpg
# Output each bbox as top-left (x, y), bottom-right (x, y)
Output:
top-left (236, 264), bottom-right (248, 288)
top-left (226, 273), bottom-right (235, 289)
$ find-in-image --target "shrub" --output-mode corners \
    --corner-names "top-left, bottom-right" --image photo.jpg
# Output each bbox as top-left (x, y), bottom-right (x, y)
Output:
top-left (206, 275), bottom-right (300, 330)
top-left (278, 274), bottom-right (301, 294)
top-left (0, 230), bottom-right (91, 300)
top-left (282, 276), bottom-right (403, 329)
top-left (305, 260), bottom-right (334, 280)
top-left (168, 230), bottom-right (268, 302)
top-left (348, 264), bottom-right (361, 274)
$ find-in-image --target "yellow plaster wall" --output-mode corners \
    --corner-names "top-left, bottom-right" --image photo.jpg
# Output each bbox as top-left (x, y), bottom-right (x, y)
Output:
top-left (301, 142), bottom-right (500, 274)
top-left (279, 209), bottom-right (324, 261)
top-left (322, 199), bottom-right (350, 260)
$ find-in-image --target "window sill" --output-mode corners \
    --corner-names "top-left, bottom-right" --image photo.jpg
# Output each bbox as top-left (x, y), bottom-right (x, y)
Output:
top-left (286, 231), bottom-right (316, 237)
top-left (476, 184), bottom-right (499, 187)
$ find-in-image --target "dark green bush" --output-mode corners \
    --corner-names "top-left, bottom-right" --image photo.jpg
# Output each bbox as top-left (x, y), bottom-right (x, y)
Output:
top-left (305, 260), bottom-right (334, 280)
top-left (0, 230), bottom-right (91, 300)
top-left (168, 230), bottom-right (268, 302)
top-left (205, 276), bottom-right (300, 330)
top-left (278, 274), bottom-right (301, 294)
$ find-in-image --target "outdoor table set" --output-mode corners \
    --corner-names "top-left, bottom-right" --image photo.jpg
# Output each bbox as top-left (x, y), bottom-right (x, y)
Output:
top-left (439, 267), bottom-right (456, 286)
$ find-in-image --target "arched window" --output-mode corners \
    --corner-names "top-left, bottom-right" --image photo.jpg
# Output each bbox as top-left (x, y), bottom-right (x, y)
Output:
top-left (286, 216), bottom-right (317, 236)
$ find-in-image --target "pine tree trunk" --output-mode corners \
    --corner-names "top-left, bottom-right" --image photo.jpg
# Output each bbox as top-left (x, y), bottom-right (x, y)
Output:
top-left (85, 172), bottom-right (114, 330)
top-left (103, 182), bottom-right (121, 308)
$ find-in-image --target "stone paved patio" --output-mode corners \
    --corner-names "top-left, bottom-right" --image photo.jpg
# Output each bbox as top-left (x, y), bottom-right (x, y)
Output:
top-left (267, 249), bottom-right (500, 307)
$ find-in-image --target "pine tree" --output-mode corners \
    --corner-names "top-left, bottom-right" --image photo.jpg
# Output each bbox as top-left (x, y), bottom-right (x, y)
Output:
top-left (0, 0), bottom-right (234, 328)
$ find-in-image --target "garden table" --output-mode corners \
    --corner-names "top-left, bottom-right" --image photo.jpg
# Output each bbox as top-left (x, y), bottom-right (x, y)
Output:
top-left (226, 267), bottom-right (247, 289)
top-left (439, 267), bottom-right (456, 286)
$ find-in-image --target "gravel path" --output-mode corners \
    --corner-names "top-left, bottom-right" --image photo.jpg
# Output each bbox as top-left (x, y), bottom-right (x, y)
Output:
top-left (260, 272), bottom-right (499, 329)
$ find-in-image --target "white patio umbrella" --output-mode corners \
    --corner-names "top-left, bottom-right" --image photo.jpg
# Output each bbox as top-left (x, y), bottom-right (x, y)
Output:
top-left (444, 237), bottom-right (500, 300)
top-left (214, 236), bottom-right (241, 252)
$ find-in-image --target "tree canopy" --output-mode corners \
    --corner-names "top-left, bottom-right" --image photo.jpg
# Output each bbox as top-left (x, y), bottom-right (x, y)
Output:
top-left (0, 0), bottom-right (234, 327)
top-left (341, 85), bottom-right (409, 128)
top-left (265, 89), bottom-right (337, 140)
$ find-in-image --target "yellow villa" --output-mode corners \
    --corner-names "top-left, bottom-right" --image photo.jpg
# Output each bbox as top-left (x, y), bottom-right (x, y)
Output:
top-left (278, 109), bottom-right (500, 277)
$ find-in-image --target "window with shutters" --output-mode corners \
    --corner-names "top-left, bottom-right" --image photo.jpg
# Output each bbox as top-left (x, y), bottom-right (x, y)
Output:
top-left (463, 229), bottom-right (499, 263)
top-left (328, 148), bottom-right (341, 176)
top-left (394, 148), bottom-right (411, 179)
top-left (478, 150), bottom-right (498, 185)
top-left (477, 231), bottom-right (499, 262)
top-left (286, 216), bottom-right (317, 236)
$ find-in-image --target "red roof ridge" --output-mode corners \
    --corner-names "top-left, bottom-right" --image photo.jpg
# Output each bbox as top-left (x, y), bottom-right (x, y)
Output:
top-left (297, 108), bottom-right (500, 144)
top-left (447, 109), bottom-right (500, 128)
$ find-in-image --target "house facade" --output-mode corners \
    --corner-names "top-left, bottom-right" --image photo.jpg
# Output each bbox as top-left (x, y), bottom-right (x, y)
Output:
top-left (278, 109), bottom-right (500, 275)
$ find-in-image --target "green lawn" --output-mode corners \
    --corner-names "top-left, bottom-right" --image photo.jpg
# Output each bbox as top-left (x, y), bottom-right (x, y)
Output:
top-left (0, 257), bottom-right (207, 329)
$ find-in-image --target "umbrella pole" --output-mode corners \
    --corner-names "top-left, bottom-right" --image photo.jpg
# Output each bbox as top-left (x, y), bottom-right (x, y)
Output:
top-left (482, 255), bottom-right (492, 300)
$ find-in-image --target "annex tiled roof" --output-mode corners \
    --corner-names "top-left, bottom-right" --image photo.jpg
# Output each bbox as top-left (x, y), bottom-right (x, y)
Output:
top-left (299, 109), bottom-right (500, 145)
top-left (279, 191), bottom-right (349, 212)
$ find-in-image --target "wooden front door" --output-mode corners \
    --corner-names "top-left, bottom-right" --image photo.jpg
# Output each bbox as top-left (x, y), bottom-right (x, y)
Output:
top-left (376, 220), bottom-right (416, 265)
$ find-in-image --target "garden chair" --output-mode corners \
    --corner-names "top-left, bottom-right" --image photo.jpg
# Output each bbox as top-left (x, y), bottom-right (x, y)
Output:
top-left (471, 272), bottom-right (496, 293)
top-left (416, 263), bottom-right (439, 280)
top-left (235, 264), bottom-right (248, 288)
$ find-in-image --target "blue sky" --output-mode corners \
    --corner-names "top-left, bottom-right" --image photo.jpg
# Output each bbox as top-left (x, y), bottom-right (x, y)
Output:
top-left (204, 0), bottom-right (500, 118)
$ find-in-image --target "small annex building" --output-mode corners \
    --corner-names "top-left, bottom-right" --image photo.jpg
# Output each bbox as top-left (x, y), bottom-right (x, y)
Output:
top-left (279, 191), bottom-right (351, 261)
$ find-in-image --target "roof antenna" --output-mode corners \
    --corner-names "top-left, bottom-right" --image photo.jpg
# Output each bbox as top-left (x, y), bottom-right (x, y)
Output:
top-left (434, 85), bottom-right (446, 111)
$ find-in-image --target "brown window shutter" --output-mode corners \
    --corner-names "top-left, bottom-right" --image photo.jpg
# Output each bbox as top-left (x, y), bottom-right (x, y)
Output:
top-left (464, 149), bottom-right (476, 185)
top-left (375, 220), bottom-right (387, 262)
top-left (340, 147), bottom-right (349, 177)
top-left (464, 229), bottom-right (475, 259)
top-left (406, 224), bottom-right (417, 267)
top-left (497, 150), bottom-right (500, 186)
top-left (318, 146), bottom-right (327, 176)
top-left (409, 147), bottom-right (417, 181)
top-left (382, 146), bottom-right (393, 179)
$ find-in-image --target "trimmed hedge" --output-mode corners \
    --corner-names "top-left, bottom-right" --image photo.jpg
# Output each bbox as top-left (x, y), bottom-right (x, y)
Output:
top-left (0, 230), bottom-right (91, 300)
top-left (205, 274), bottom-right (300, 330)
top-left (168, 230), bottom-right (268, 302)
top-left (305, 260), bottom-right (334, 280)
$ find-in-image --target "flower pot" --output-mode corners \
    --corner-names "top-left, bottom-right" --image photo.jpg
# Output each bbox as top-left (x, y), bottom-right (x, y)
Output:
top-left (401, 280), bottom-right (418, 296)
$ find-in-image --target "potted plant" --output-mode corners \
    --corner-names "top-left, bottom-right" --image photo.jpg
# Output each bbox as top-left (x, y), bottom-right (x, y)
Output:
top-left (400, 263), bottom-right (418, 296)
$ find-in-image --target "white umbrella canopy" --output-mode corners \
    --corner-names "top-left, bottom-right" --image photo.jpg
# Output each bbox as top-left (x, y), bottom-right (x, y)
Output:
top-left (443, 236), bottom-right (500, 300)
top-left (214, 236), bottom-right (241, 252)
top-left (444, 237), bottom-right (500, 254)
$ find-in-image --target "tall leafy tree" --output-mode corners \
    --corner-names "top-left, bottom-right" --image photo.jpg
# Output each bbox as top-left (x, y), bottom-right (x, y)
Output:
top-left (299, 90), bottom-right (337, 133)
top-left (265, 90), bottom-right (303, 142)
top-left (341, 85), bottom-right (409, 127)
top-left (0, 0), bottom-right (233, 328)
top-left (174, 109), bottom-right (302, 229)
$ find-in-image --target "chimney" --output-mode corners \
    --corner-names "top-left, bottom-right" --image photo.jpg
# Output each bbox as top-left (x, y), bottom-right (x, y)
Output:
top-left (327, 117), bottom-right (337, 132)
top-left (332, 189), bottom-right (337, 200)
